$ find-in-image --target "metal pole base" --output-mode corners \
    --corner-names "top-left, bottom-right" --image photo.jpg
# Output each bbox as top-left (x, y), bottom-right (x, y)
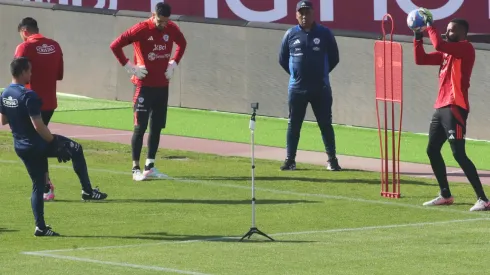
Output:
top-left (239, 227), bottom-right (274, 242)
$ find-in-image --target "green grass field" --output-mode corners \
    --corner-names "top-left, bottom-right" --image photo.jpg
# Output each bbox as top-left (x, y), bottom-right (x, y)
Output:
top-left (0, 131), bottom-right (489, 274)
top-left (2, 90), bottom-right (490, 169)
top-left (43, 94), bottom-right (490, 170)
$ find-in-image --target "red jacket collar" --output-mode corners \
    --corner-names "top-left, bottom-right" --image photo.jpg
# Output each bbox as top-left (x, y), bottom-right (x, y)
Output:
top-left (27, 34), bottom-right (44, 41)
top-left (146, 18), bottom-right (156, 30)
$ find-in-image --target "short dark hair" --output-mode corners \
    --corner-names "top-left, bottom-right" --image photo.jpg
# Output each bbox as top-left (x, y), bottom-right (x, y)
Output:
top-left (450, 18), bottom-right (469, 34)
top-left (10, 57), bottom-right (31, 78)
top-left (17, 17), bottom-right (39, 33)
top-left (155, 2), bottom-right (171, 17)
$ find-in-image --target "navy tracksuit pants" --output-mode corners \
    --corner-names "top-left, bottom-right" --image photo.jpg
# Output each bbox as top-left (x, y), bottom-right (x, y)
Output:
top-left (16, 135), bottom-right (93, 230)
top-left (286, 84), bottom-right (337, 160)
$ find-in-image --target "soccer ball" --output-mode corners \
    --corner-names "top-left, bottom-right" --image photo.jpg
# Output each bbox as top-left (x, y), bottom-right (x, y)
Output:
top-left (406, 8), bottom-right (427, 32)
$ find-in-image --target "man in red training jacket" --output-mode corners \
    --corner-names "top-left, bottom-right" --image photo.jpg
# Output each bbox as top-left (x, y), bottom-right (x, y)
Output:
top-left (110, 2), bottom-right (187, 181)
top-left (14, 17), bottom-right (64, 202)
top-left (413, 8), bottom-right (489, 211)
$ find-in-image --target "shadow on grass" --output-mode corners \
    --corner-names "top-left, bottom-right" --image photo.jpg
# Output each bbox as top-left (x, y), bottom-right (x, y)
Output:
top-left (53, 198), bottom-right (320, 205)
top-left (0, 228), bottom-right (19, 234)
top-left (59, 232), bottom-right (314, 243)
top-left (183, 175), bottom-right (433, 186)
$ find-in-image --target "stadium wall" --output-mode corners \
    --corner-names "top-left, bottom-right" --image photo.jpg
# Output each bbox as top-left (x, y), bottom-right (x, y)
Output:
top-left (0, 1), bottom-right (489, 139)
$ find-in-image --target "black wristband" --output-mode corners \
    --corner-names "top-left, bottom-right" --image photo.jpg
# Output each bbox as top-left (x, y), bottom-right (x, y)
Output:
top-left (414, 31), bottom-right (423, 41)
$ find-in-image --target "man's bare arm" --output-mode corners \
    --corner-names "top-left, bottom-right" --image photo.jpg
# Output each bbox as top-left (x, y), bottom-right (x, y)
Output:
top-left (30, 115), bottom-right (54, 142)
top-left (0, 113), bottom-right (8, 126)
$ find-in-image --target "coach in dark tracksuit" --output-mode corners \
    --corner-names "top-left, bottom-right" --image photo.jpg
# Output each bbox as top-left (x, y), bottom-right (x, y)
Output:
top-left (0, 57), bottom-right (108, 237)
top-left (278, 0), bottom-right (341, 171)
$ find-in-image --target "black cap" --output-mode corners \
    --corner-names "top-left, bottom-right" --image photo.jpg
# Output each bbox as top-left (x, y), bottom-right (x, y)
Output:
top-left (296, 0), bottom-right (313, 11)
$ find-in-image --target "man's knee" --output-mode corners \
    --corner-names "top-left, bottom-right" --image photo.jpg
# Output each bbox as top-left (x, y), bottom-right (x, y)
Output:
top-left (149, 118), bottom-right (165, 133)
top-left (70, 141), bottom-right (83, 155)
top-left (426, 144), bottom-right (440, 158)
top-left (449, 140), bottom-right (467, 162)
top-left (287, 116), bottom-right (303, 134)
top-left (133, 124), bottom-right (147, 137)
top-left (317, 112), bottom-right (333, 127)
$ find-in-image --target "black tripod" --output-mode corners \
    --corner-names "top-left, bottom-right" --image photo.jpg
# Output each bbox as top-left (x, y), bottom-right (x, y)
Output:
top-left (239, 103), bottom-right (274, 242)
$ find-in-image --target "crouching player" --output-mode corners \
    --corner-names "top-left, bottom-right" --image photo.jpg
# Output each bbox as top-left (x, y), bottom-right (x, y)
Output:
top-left (0, 57), bottom-right (108, 236)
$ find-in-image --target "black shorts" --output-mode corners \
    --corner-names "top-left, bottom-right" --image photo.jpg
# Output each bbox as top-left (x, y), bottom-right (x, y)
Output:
top-left (41, 110), bottom-right (54, 126)
top-left (133, 86), bottom-right (169, 129)
top-left (429, 105), bottom-right (468, 141)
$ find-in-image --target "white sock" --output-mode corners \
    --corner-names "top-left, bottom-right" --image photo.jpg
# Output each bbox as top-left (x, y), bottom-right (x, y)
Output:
top-left (145, 159), bottom-right (155, 166)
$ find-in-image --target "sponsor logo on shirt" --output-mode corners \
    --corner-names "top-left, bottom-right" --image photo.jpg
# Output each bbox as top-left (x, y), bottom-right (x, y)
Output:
top-left (147, 52), bottom-right (171, 61)
top-left (36, 44), bottom-right (56, 55)
top-left (153, 44), bottom-right (167, 51)
top-left (2, 96), bottom-right (18, 108)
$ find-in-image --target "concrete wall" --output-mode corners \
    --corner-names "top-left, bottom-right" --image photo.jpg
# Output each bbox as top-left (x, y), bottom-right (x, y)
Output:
top-left (1, 1), bottom-right (490, 139)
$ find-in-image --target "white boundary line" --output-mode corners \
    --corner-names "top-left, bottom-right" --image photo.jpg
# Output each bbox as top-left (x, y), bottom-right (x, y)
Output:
top-left (20, 218), bottom-right (490, 274)
top-left (65, 133), bottom-right (132, 138)
top-left (9, 157), bottom-right (489, 273)
top-left (44, 133), bottom-right (477, 176)
top-left (21, 217), bottom-right (490, 255)
top-left (0, 159), bottom-right (485, 217)
top-left (57, 92), bottom-right (92, 99)
top-left (57, 133), bottom-right (474, 176)
top-left (21, 252), bottom-right (210, 275)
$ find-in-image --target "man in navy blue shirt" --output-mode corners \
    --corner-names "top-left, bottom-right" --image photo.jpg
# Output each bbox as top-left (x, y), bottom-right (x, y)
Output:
top-left (278, 0), bottom-right (341, 171)
top-left (0, 57), bottom-right (108, 237)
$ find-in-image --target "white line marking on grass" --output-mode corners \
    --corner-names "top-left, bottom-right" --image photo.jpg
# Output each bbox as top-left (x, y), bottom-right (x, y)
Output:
top-left (0, 159), bottom-right (484, 217)
top-left (21, 252), bottom-right (211, 275)
top-left (65, 133), bottom-right (132, 138)
top-left (270, 217), bottom-right (490, 236)
top-left (417, 169), bottom-right (463, 178)
top-left (22, 217), bottom-right (490, 255)
top-left (57, 92), bottom-right (92, 99)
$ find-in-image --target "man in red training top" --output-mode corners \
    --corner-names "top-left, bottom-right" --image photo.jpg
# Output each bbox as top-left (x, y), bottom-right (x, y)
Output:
top-left (413, 8), bottom-right (489, 211)
top-left (14, 17), bottom-right (64, 201)
top-left (109, 2), bottom-right (187, 181)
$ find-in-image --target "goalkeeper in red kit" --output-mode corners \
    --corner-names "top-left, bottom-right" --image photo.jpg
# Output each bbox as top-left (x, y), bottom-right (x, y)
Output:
top-left (413, 8), bottom-right (489, 211)
top-left (110, 2), bottom-right (187, 181)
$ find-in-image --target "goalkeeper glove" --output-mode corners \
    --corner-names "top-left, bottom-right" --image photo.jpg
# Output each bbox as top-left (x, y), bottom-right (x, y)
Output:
top-left (124, 61), bottom-right (148, 80)
top-left (48, 135), bottom-right (72, 163)
top-left (165, 60), bottom-right (178, 80)
top-left (418, 7), bottom-right (434, 27)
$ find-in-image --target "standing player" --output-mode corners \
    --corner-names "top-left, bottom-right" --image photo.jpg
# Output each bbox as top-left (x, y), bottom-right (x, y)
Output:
top-left (15, 17), bottom-right (64, 201)
top-left (278, 0), bottom-right (341, 171)
top-left (1, 57), bottom-right (108, 236)
top-left (413, 8), bottom-right (489, 211)
top-left (109, 2), bottom-right (187, 181)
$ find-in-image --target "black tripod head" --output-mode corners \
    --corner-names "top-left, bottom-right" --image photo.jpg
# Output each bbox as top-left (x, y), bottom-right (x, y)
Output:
top-left (250, 102), bottom-right (259, 120)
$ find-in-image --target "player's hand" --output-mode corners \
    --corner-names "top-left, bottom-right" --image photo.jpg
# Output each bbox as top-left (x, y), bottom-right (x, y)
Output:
top-left (165, 60), bottom-right (178, 80)
top-left (124, 61), bottom-right (148, 80)
top-left (418, 7), bottom-right (433, 27)
top-left (49, 135), bottom-right (72, 163)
